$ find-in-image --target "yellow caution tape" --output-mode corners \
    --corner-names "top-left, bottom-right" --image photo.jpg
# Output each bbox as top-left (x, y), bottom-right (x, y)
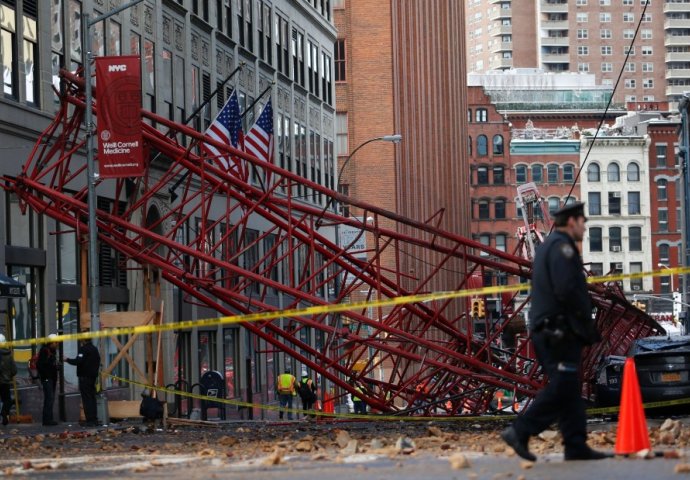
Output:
top-left (586, 395), bottom-right (690, 415)
top-left (0, 265), bottom-right (687, 349)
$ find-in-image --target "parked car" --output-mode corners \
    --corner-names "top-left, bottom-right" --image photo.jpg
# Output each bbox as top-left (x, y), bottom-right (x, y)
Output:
top-left (595, 335), bottom-right (690, 409)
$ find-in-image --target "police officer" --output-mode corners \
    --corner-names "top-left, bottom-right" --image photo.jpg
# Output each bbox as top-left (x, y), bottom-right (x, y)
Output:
top-left (65, 338), bottom-right (101, 427)
top-left (501, 202), bottom-right (612, 462)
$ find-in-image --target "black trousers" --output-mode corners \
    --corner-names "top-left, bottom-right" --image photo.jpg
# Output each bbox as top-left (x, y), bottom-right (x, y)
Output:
top-left (78, 376), bottom-right (98, 423)
top-left (0, 383), bottom-right (10, 417)
top-left (512, 331), bottom-right (588, 452)
top-left (41, 378), bottom-right (56, 423)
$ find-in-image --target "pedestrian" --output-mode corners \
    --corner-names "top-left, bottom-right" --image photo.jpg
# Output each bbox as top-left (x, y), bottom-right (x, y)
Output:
top-left (351, 380), bottom-right (366, 415)
top-left (297, 369), bottom-right (317, 417)
top-left (0, 333), bottom-right (17, 426)
top-left (65, 338), bottom-right (101, 427)
top-left (276, 367), bottom-right (296, 420)
top-left (501, 202), bottom-right (612, 462)
top-left (37, 334), bottom-right (60, 426)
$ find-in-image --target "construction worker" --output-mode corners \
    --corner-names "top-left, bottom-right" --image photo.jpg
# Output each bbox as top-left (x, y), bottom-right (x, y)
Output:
top-left (351, 380), bottom-right (366, 414)
top-left (501, 202), bottom-right (611, 462)
top-left (297, 369), bottom-right (317, 417)
top-left (276, 367), bottom-right (296, 420)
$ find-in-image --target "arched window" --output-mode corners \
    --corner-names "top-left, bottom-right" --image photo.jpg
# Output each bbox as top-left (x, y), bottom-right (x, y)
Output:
top-left (659, 244), bottom-right (670, 263)
top-left (478, 199), bottom-right (490, 219)
top-left (547, 164), bottom-right (559, 184)
top-left (607, 163), bottom-right (620, 182)
top-left (658, 178), bottom-right (668, 200)
top-left (467, 136), bottom-right (472, 156)
top-left (587, 163), bottom-right (600, 182)
top-left (493, 135), bottom-right (504, 155)
top-left (548, 197), bottom-right (560, 215)
top-left (532, 164), bottom-right (543, 183)
top-left (477, 135), bottom-right (488, 156)
top-left (495, 198), bottom-right (506, 219)
top-left (515, 165), bottom-right (527, 184)
top-left (627, 162), bottom-right (640, 181)
top-left (563, 164), bottom-right (575, 182)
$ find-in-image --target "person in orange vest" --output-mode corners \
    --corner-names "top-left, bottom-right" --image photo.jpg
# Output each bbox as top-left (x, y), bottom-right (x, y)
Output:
top-left (276, 367), bottom-right (296, 420)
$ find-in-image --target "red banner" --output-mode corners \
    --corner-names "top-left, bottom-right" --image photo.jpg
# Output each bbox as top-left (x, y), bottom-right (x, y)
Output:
top-left (96, 55), bottom-right (144, 178)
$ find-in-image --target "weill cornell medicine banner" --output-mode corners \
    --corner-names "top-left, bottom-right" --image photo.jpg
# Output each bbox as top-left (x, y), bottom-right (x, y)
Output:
top-left (95, 55), bottom-right (144, 178)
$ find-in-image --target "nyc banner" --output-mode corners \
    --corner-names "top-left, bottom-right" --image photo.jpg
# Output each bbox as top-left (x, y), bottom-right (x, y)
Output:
top-left (95, 55), bottom-right (144, 178)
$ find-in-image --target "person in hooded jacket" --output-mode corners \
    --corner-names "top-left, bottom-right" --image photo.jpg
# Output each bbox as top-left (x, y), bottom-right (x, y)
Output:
top-left (65, 338), bottom-right (101, 426)
top-left (0, 333), bottom-right (17, 426)
top-left (37, 334), bottom-right (60, 426)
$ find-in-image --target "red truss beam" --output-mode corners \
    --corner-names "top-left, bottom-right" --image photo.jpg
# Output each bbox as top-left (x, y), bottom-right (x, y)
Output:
top-left (5, 70), bottom-right (664, 415)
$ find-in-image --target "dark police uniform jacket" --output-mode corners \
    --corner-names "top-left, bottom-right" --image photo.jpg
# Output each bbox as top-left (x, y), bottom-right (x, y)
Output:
top-left (65, 342), bottom-right (101, 378)
top-left (529, 230), bottom-right (600, 346)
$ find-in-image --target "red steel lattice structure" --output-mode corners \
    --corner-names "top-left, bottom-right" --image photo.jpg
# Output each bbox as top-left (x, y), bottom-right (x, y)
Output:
top-left (6, 71), bottom-right (664, 415)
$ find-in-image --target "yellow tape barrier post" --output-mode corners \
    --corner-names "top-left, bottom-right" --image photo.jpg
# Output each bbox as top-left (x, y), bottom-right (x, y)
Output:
top-left (0, 266), bottom-right (686, 350)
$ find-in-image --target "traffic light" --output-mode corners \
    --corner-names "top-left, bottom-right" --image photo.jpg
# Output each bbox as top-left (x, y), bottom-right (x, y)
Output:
top-left (471, 298), bottom-right (485, 318)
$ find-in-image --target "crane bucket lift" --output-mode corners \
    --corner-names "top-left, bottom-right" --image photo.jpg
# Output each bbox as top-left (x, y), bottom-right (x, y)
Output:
top-left (4, 70), bottom-right (664, 415)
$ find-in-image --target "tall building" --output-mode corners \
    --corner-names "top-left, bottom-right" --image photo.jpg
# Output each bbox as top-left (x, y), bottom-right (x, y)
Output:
top-left (0, 0), bottom-right (335, 421)
top-left (466, 0), bottom-right (685, 105)
top-left (333, 1), bottom-right (470, 295)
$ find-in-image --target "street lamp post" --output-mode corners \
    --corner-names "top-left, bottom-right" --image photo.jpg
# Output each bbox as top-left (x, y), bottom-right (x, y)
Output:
top-left (81, 0), bottom-right (144, 335)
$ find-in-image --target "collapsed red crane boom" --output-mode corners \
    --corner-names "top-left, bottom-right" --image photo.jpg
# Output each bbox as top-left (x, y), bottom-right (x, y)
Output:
top-left (6, 70), bottom-right (663, 414)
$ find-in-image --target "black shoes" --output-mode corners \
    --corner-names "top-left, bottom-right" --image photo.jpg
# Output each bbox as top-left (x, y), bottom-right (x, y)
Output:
top-left (501, 426), bottom-right (536, 462)
top-left (1, 414), bottom-right (8, 426)
top-left (564, 447), bottom-right (613, 461)
top-left (42, 421), bottom-right (58, 426)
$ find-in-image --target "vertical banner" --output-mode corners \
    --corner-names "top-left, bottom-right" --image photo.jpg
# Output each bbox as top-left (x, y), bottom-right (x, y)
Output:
top-left (95, 55), bottom-right (144, 178)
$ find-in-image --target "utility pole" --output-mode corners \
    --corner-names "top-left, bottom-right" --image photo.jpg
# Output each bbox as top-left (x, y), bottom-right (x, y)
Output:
top-left (678, 94), bottom-right (690, 334)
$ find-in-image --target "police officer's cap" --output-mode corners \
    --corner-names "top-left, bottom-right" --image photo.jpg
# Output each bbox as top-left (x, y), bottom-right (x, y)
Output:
top-left (553, 201), bottom-right (586, 223)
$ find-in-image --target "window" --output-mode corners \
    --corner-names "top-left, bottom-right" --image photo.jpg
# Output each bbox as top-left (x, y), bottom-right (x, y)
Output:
top-left (601, 62), bottom-right (613, 73)
top-left (629, 262), bottom-right (643, 291)
top-left (608, 192), bottom-right (621, 215)
top-left (531, 164), bottom-right (543, 183)
top-left (516, 165), bottom-right (527, 184)
top-left (656, 144), bottom-right (667, 167)
top-left (641, 29), bottom-right (652, 40)
top-left (625, 79), bottom-right (636, 88)
top-left (587, 163), bottom-right (600, 182)
top-left (578, 63), bottom-right (590, 73)
top-left (600, 29), bottom-right (611, 39)
top-left (547, 164), bottom-right (559, 184)
top-left (548, 197), bottom-right (560, 215)
top-left (477, 135), bottom-right (488, 156)
top-left (493, 135), bottom-right (504, 155)
top-left (477, 166), bottom-right (489, 185)
top-left (627, 162), bottom-right (640, 181)
top-left (590, 263), bottom-right (603, 276)
top-left (577, 13), bottom-right (588, 22)
top-left (22, 5), bottom-right (38, 106)
top-left (307, 40), bottom-right (319, 97)
top-left (292, 29), bottom-right (305, 87)
top-left (625, 62), bottom-right (636, 72)
top-left (601, 46), bottom-right (612, 56)
top-left (334, 39), bottom-right (345, 81)
top-left (642, 63), bottom-right (653, 72)
top-left (642, 46), bottom-right (652, 56)
top-left (495, 199), bottom-right (506, 219)
top-left (623, 13), bottom-right (634, 22)
top-left (2, 3), bottom-right (18, 99)
top-left (609, 227), bottom-right (622, 251)
top-left (475, 108), bottom-right (488, 122)
top-left (643, 78), bottom-right (653, 89)
top-left (478, 199), bottom-right (490, 219)
top-left (629, 227), bottom-right (642, 251)
top-left (563, 164), bottom-right (574, 182)
top-left (495, 234), bottom-right (507, 252)
top-left (623, 29), bottom-right (635, 40)
top-left (578, 46), bottom-right (589, 56)
top-left (590, 227), bottom-right (603, 252)
top-left (467, 136), bottom-right (472, 156)
top-left (588, 192), bottom-right (601, 215)
top-left (600, 13), bottom-right (611, 22)
top-left (659, 208), bottom-right (668, 232)
top-left (577, 29), bottom-right (588, 39)
top-left (628, 191), bottom-right (641, 214)
top-left (258, 3), bottom-right (272, 64)
top-left (237, 0), bottom-right (253, 52)
top-left (659, 244), bottom-right (670, 263)
top-left (493, 165), bottom-right (505, 185)
top-left (658, 179), bottom-right (668, 201)
top-left (607, 163), bottom-right (620, 181)
top-left (336, 112), bottom-right (348, 157)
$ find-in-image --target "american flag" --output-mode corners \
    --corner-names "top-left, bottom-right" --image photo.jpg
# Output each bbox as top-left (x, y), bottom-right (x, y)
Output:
top-left (201, 90), bottom-right (243, 172)
top-left (244, 98), bottom-right (274, 164)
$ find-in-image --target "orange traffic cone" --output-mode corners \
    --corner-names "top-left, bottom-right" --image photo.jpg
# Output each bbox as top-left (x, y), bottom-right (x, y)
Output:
top-left (614, 357), bottom-right (651, 455)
